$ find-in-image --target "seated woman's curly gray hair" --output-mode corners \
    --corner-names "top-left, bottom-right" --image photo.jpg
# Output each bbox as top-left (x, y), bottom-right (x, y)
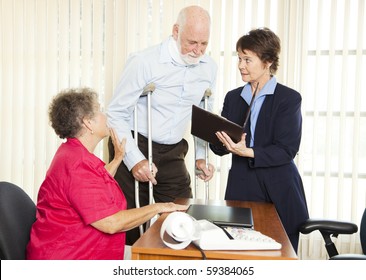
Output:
top-left (48, 88), bottom-right (98, 139)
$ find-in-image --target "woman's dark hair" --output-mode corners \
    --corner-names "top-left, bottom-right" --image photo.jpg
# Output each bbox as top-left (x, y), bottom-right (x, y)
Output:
top-left (48, 88), bottom-right (98, 139)
top-left (236, 27), bottom-right (281, 74)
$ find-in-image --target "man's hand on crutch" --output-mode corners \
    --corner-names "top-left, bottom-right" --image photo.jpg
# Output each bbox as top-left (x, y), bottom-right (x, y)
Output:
top-left (195, 159), bottom-right (215, 182)
top-left (131, 159), bottom-right (158, 185)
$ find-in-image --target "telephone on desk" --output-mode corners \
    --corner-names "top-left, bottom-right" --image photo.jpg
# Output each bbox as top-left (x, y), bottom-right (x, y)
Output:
top-left (160, 212), bottom-right (282, 250)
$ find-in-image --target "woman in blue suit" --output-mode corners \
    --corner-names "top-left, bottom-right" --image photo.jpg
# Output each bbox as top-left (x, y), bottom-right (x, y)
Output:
top-left (210, 28), bottom-right (308, 252)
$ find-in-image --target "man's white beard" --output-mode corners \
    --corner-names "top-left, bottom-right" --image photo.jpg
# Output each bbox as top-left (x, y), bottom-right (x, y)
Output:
top-left (176, 38), bottom-right (201, 65)
top-left (180, 52), bottom-right (201, 65)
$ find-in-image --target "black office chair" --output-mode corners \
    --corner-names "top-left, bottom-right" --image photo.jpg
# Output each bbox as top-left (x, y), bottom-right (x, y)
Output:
top-left (299, 208), bottom-right (366, 260)
top-left (0, 181), bottom-right (36, 259)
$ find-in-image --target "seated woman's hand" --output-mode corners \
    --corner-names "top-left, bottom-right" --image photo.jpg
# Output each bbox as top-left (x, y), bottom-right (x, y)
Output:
top-left (157, 202), bottom-right (189, 214)
top-left (110, 128), bottom-right (126, 163)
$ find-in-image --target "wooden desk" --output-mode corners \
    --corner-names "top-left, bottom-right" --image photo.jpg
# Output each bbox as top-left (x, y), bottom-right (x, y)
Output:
top-left (131, 199), bottom-right (297, 260)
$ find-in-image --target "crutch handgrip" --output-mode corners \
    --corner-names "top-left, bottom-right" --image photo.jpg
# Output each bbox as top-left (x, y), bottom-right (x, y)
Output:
top-left (203, 88), bottom-right (212, 99)
top-left (141, 83), bottom-right (156, 96)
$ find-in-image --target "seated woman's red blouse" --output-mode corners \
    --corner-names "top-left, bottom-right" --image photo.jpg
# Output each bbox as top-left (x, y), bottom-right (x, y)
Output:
top-left (27, 138), bottom-right (127, 260)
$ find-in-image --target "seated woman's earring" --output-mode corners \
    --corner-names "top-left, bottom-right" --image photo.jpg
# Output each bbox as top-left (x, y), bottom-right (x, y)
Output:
top-left (83, 118), bottom-right (94, 135)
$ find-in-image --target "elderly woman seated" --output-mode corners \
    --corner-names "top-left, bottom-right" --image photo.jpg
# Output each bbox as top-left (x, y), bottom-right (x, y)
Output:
top-left (26, 88), bottom-right (187, 260)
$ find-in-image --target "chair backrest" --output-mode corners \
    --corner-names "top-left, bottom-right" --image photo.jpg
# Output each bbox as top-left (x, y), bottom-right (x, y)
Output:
top-left (361, 208), bottom-right (366, 255)
top-left (0, 181), bottom-right (36, 259)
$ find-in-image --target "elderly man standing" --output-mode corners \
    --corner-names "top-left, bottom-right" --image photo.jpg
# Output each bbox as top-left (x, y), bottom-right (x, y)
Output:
top-left (107, 5), bottom-right (217, 245)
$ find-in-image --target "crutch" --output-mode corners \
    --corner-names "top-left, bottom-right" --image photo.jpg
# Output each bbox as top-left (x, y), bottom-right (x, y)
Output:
top-left (134, 83), bottom-right (155, 236)
top-left (194, 88), bottom-right (212, 200)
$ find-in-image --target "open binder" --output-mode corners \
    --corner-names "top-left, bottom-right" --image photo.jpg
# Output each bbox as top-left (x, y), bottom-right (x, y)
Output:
top-left (191, 105), bottom-right (243, 146)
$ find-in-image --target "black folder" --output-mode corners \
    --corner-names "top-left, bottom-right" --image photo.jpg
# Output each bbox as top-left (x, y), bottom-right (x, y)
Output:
top-left (191, 105), bottom-right (243, 146)
top-left (186, 204), bottom-right (254, 228)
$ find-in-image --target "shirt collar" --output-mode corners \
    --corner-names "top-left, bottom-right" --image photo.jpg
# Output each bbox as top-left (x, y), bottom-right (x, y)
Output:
top-left (241, 76), bottom-right (277, 105)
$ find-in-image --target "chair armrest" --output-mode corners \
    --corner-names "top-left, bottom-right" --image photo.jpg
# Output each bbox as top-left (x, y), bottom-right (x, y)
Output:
top-left (330, 254), bottom-right (366, 260)
top-left (299, 219), bottom-right (358, 235)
